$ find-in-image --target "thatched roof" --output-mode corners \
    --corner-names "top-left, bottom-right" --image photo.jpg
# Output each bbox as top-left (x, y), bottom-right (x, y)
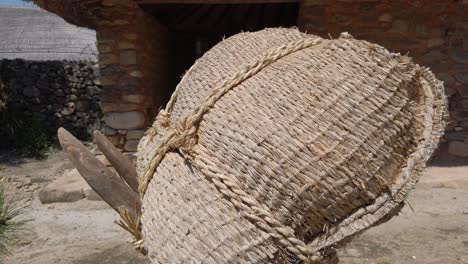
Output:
top-left (0, 6), bottom-right (97, 61)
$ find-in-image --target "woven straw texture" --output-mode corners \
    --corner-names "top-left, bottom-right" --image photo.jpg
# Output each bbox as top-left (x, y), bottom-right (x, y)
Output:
top-left (136, 28), bottom-right (446, 263)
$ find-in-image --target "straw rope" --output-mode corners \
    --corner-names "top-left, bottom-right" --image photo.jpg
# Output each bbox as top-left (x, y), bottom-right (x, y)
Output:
top-left (137, 29), bottom-right (446, 263)
top-left (139, 36), bottom-right (326, 261)
top-left (139, 36), bottom-right (324, 195)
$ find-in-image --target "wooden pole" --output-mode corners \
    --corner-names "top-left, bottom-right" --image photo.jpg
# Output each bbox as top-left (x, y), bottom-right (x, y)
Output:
top-left (94, 131), bottom-right (139, 193)
top-left (58, 127), bottom-right (141, 219)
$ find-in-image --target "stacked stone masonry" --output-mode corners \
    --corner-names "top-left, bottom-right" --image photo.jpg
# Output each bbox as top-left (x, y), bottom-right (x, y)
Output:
top-left (94, 0), bottom-right (171, 152)
top-left (0, 59), bottom-right (102, 140)
top-left (298, 0), bottom-right (468, 159)
top-left (35, 0), bottom-right (468, 159)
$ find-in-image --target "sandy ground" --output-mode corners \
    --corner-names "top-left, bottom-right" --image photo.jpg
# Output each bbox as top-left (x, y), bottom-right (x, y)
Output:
top-left (0, 149), bottom-right (467, 264)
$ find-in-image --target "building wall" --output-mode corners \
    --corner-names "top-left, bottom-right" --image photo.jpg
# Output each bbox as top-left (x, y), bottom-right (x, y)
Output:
top-left (298, 0), bottom-right (468, 159)
top-left (0, 59), bottom-right (102, 143)
top-left (93, 0), bottom-right (172, 152)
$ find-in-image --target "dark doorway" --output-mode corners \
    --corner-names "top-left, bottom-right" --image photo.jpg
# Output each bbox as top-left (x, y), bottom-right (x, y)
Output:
top-left (142, 3), bottom-right (299, 103)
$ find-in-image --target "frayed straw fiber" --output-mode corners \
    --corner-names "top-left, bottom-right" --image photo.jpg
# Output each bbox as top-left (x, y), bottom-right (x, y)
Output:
top-left (136, 28), bottom-right (446, 263)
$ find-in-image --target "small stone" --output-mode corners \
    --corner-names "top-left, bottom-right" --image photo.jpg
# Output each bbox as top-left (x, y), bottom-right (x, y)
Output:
top-left (124, 152), bottom-right (137, 163)
top-left (456, 73), bottom-right (468, 84)
top-left (23, 88), bottom-right (39, 97)
top-left (122, 94), bottom-right (145, 103)
top-left (458, 86), bottom-right (468, 98)
top-left (17, 239), bottom-right (33, 246)
top-left (120, 50), bottom-right (137, 65)
top-left (415, 24), bottom-right (428, 38)
top-left (378, 13), bottom-right (392, 23)
top-left (463, 99), bottom-right (468, 109)
top-left (302, 0), bottom-right (327, 4)
top-left (75, 100), bottom-right (90, 112)
top-left (445, 86), bottom-right (457, 96)
top-left (124, 140), bottom-right (140, 152)
top-left (61, 102), bottom-right (75, 116)
top-left (103, 111), bottom-right (145, 130)
top-left (97, 44), bottom-right (113, 53)
top-left (101, 0), bottom-right (116, 6)
top-left (332, 14), bottom-right (350, 25)
top-left (111, 19), bottom-right (129, 26)
top-left (338, 0), bottom-right (378, 1)
top-left (106, 135), bottom-right (122, 146)
top-left (390, 19), bottom-right (408, 34)
top-left (54, 89), bottom-right (64, 96)
top-left (99, 54), bottom-right (118, 65)
top-left (450, 50), bottom-right (468, 64)
top-left (100, 102), bottom-right (140, 112)
top-left (118, 129), bottom-right (127, 135)
top-left (100, 65), bottom-right (119, 76)
top-left (129, 70), bottom-right (143, 78)
top-left (448, 141), bottom-right (468, 157)
top-left (126, 129), bottom-right (145, 140)
top-left (118, 42), bottom-right (136, 50)
top-left (419, 50), bottom-right (447, 65)
top-left (29, 177), bottom-right (50, 184)
top-left (79, 94), bottom-right (91, 100)
top-left (99, 76), bottom-right (117, 86)
top-left (427, 38), bottom-right (445, 48)
top-left (431, 27), bottom-right (445, 38)
top-left (28, 185), bottom-right (41, 192)
top-left (68, 94), bottom-right (78, 101)
top-left (87, 86), bottom-right (101, 96)
top-left (436, 73), bottom-right (455, 86)
top-left (102, 126), bottom-right (117, 136)
top-left (38, 169), bottom-right (87, 204)
top-left (123, 33), bottom-right (138, 40)
top-left (453, 64), bottom-right (466, 72)
top-left (444, 131), bottom-right (466, 141)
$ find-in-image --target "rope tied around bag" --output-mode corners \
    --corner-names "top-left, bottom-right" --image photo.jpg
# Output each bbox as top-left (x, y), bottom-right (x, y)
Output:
top-left (139, 36), bottom-right (325, 196)
top-left (130, 29), bottom-right (447, 263)
top-left (137, 36), bottom-right (327, 262)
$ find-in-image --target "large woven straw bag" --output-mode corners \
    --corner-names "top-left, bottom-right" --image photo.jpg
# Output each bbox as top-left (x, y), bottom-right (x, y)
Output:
top-left (136, 28), bottom-right (446, 263)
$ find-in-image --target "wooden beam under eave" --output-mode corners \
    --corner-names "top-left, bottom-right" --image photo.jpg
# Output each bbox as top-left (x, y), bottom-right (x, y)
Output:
top-left (135, 0), bottom-right (299, 4)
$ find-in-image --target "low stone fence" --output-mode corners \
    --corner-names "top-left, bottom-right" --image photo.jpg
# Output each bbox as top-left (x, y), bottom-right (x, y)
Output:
top-left (0, 59), bottom-right (102, 144)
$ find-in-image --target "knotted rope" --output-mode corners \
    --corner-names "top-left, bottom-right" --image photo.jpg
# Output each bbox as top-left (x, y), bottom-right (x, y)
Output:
top-left (138, 36), bottom-right (333, 262)
top-left (133, 30), bottom-right (446, 263)
top-left (139, 36), bottom-right (324, 195)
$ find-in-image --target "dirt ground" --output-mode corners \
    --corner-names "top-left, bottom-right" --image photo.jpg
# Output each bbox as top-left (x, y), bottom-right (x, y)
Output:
top-left (0, 149), bottom-right (467, 264)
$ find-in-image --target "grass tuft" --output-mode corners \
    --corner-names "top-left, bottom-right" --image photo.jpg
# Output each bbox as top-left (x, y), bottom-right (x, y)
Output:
top-left (0, 185), bottom-right (28, 258)
top-left (115, 209), bottom-right (147, 255)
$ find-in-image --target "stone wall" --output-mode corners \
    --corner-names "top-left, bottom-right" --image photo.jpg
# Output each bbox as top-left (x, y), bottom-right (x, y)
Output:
top-left (298, 0), bottom-right (468, 159)
top-left (94, 0), bottom-right (172, 152)
top-left (0, 59), bottom-right (102, 140)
